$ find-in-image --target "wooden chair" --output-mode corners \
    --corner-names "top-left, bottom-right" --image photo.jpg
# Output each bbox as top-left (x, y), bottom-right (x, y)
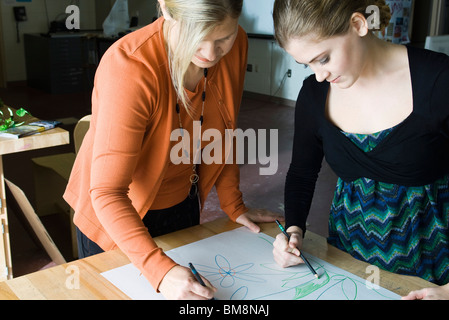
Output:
top-left (69, 115), bottom-right (90, 258)
top-left (73, 115), bottom-right (91, 153)
top-left (31, 115), bottom-right (91, 259)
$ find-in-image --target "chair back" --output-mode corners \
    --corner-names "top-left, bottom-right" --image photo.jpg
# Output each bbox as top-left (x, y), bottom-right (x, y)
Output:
top-left (74, 115), bottom-right (91, 153)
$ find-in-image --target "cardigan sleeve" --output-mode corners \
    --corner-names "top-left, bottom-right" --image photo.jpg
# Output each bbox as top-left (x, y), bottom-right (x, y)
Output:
top-left (89, 46), bottom-right (177, 291)
top-left (284, 77), bottom-right (325, 233)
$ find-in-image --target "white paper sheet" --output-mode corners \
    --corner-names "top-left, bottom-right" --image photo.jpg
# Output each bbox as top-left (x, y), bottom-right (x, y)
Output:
top-left (101, 227), bottom-right (400, 300)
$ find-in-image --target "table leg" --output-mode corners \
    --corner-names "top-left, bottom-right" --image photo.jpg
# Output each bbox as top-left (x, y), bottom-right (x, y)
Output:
top-left (0, 155), bottom-right (13, 281)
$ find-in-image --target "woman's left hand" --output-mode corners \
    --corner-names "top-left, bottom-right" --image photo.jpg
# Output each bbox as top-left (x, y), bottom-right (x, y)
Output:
top-left (402, 283), bottom-right (449, 300)
top-left (235, 208), bottom-right (284, 233)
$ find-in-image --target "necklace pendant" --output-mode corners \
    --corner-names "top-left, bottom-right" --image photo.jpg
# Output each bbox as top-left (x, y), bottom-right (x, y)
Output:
top-left (189, 173), bottom-right (199, 184)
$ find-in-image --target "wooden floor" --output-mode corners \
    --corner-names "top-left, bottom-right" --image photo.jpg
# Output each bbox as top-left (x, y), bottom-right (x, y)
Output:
top-left (0, 82), bottom-right (337, 278)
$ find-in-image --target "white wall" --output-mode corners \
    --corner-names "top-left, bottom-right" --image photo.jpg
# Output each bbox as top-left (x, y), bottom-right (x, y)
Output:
top-left (244, 38), bottom-right (313, 102)
top-left (0, 0), bottom-right (159, 83)
top-left (0, 0), bottom-right (96, 82)
top-left (239, 0), bottom-right (313, 102)
top-left (0, 0), bottom-right (306, 103)
top-left (96, 0), bottom-right (158, 29)
top-left (240, 0), bottom-right (275, 36)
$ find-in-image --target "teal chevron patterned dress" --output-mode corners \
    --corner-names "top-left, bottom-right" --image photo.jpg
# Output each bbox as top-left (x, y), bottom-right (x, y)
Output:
top-left (328, 127), bottom-right (449, 285)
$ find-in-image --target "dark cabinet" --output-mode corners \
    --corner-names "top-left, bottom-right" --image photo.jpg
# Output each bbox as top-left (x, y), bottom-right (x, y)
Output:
top-left (24, 34), bottom-right (90, 94)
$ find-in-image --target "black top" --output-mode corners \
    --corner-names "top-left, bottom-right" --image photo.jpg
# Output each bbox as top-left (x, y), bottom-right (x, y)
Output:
top-left (285, 45), bottom-right (449, 232)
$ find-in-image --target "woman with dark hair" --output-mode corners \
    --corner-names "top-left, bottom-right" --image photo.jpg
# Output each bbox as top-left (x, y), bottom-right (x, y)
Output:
top-left (272, 0), bottom-right (449, 299)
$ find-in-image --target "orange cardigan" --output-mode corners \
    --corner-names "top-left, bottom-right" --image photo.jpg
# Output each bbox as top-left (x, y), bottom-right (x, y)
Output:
top-left (63, 17), bottom-right (249, 290)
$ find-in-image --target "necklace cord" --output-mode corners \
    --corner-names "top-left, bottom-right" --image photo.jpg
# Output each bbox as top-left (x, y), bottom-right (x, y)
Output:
top-left (175, 68), bottom-right (208, 198)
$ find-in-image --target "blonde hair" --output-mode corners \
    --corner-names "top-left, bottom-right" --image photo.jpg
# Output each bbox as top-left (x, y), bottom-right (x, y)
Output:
top-left (159, 0), bottom-right (242, 111)
top-left (273, 0), bottom-right (391, 48)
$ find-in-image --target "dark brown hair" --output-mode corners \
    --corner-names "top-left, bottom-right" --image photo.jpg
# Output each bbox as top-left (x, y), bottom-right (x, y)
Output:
top-left (273, 0), bottom-right (391, 48)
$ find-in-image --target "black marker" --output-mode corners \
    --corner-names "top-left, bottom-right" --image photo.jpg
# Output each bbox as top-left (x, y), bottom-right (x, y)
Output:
top-left (275, 220), bottom-right (319, 279)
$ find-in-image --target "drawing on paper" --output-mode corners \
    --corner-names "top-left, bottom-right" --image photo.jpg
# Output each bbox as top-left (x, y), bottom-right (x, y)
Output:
top-left (254, 259), bottom-right (397, 300)
top-left (193, 254), bottom-right (267, 288)
top-left (100, 227), bottom-right (400, 300)
top-left (189, 234), bottom-right (397, 300)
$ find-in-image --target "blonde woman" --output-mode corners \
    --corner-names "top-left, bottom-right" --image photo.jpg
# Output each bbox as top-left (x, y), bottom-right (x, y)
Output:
top-left (271, 0), bottom-right (449, 299)
top-left (64, 0), bottom-right (282, 300)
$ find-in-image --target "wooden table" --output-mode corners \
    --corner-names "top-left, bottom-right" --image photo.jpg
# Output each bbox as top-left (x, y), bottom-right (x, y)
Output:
top-left (0, 106), bottom-right (70, 281)
top-left (0, 218), bottom-right (436, 300)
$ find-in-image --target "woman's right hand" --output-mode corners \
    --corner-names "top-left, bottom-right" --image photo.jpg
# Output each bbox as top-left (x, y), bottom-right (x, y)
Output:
top-left (158, 265), bottom-right (217, 300)
top-left (272, 226), bottom-right (304, 268)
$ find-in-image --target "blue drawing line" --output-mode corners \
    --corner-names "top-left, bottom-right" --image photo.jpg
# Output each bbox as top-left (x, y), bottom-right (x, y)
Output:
top-left (230, 286), bottom-right (249, 300)
top-left (194, 254), bottom-right (267, 288)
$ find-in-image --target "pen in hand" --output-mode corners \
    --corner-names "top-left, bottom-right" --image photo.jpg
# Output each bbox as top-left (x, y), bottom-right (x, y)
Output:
top-left (188, 262), bottom-right (216, 300)
top-left (275, 220), bottom-right (319, 279)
